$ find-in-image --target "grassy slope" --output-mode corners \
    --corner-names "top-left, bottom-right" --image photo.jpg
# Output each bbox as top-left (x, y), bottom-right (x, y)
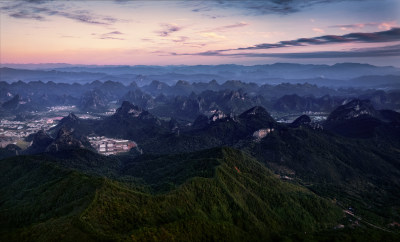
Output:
top-left (244, 126), bottom-right (400, 228)
top-left (80, 148), bottom-right (342, 241)
top-left (0, 148), bottom-right (343, 241)
top-left (0, 155), bottom-right (101, 241)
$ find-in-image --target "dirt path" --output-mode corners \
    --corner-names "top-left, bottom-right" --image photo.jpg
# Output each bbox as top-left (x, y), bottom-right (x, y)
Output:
top-left (344, 210), bottom-right (394, 233)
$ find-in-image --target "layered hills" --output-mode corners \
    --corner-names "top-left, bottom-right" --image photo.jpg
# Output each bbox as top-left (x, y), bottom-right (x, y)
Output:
top-left (2, 63), bottom-right (399, 86)
top-left (2, 78), bottom-right (400, 121)
top-left (1, 97), bottom-right (400, 241)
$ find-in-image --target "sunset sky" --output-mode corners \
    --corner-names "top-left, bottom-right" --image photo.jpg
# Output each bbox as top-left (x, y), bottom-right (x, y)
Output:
top-left (1, 0), bottom-right (399, 66)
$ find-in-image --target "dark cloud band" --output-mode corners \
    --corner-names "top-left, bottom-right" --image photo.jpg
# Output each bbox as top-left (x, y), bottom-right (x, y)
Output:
top-left (187, 0), bottom-right (360, 15)
top-left (235, 28), bottom-right (400, 51)
top-left (175, 44), bottom-right (400, 59)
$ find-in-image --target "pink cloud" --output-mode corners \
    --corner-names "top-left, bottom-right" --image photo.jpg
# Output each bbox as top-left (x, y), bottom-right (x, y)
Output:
top-left (312, 28), bottom-right (325, 33)
top-left (330, 21), bottom-right (397, 31)
top-left (379, 22), bottom-right (397, 30)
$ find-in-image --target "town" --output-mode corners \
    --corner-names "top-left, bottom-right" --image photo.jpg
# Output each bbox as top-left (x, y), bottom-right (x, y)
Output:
top-left (0, 106), bottom-right (138, 156)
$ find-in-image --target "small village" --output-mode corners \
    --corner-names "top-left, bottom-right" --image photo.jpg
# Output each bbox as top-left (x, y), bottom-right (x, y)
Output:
top-left (88, 136), bottom-right (137, 156)
top-left (0, 118), bottom-right (59, 147)
top-left (0, 106), bottom-right (138, 156)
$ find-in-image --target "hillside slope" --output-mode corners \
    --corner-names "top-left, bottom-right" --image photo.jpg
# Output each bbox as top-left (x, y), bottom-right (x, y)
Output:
top-left (0, 147), bottom-right (344, 241)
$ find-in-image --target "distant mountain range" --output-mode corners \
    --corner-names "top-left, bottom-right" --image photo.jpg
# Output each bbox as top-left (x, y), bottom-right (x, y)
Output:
top-left (1, 63), bottom-right (399, 87)
top-left (2, 79), bottom-right (400, 121)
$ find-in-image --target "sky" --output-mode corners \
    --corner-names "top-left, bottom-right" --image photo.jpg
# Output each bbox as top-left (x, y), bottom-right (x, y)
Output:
top-left (1, 0), bottom-right (399, 66)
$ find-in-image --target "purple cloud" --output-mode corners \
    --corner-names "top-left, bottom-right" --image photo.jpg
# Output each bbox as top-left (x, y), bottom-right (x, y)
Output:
top-left (1, 1), bottom-right (126, 26)
top-left (156, 23), bottom-right (183, 37)
top-left (93, 31), bottom-right (125, 40)
top-left (186, 0), bottom-right (361, 15)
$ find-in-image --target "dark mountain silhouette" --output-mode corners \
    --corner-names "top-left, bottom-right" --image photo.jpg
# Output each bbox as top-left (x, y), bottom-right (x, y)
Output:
top-left (324, 99), bottom-right (400, 138)
top-left (94, 101), bottom-right (167, 143)
top-left (79, 89), bottom-right (108, 112)
top-left (141, 80), bottom-right (171, 95)
top-left (24, 130), bottom-right (54, 154)
top-left (25, 127), bottom-right (93, 154)
top-left (120, 89), bottom-right (155, 109)
top-left (327, 99), bottom-right (378, 121)
top-left (141, 106), bottom-right (278, 154)
top-left (290, 115), bottom-right (312, 127)
top-left (1, 94), bottom-right (20, 110)
top-left (46, 127), bottom-right (92, 152)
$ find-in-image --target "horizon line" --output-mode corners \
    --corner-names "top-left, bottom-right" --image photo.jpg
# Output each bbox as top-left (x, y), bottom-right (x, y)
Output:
top-left (1, 62), bottom-right (397, 68)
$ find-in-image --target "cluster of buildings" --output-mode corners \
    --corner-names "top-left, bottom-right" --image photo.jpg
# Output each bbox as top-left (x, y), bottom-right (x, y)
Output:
top-left (88, 136), bottom-right (137, 155)
top-left (0, 119), bottom-right (56, 140)
top-left (253, 128), bottom-right (274, 141)
top-left (104, 108), bottom-right (116, 115)
top-left (48, 105), bottom-right (76, 112)
top-left (46, 117), bottom-right (64, 124)
top-left (302, 111), bottom-right (328, 122)
top-left (0, 105), bottom-right (120, 150)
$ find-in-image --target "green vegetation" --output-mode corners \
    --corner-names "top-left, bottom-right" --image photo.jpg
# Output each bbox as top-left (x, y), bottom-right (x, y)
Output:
top-left (0, 156), bottom-right (101, 241)
top-left (244, 126), bottom-right (400, 229)
top-left (1, 147), bottom-right (347, 241)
